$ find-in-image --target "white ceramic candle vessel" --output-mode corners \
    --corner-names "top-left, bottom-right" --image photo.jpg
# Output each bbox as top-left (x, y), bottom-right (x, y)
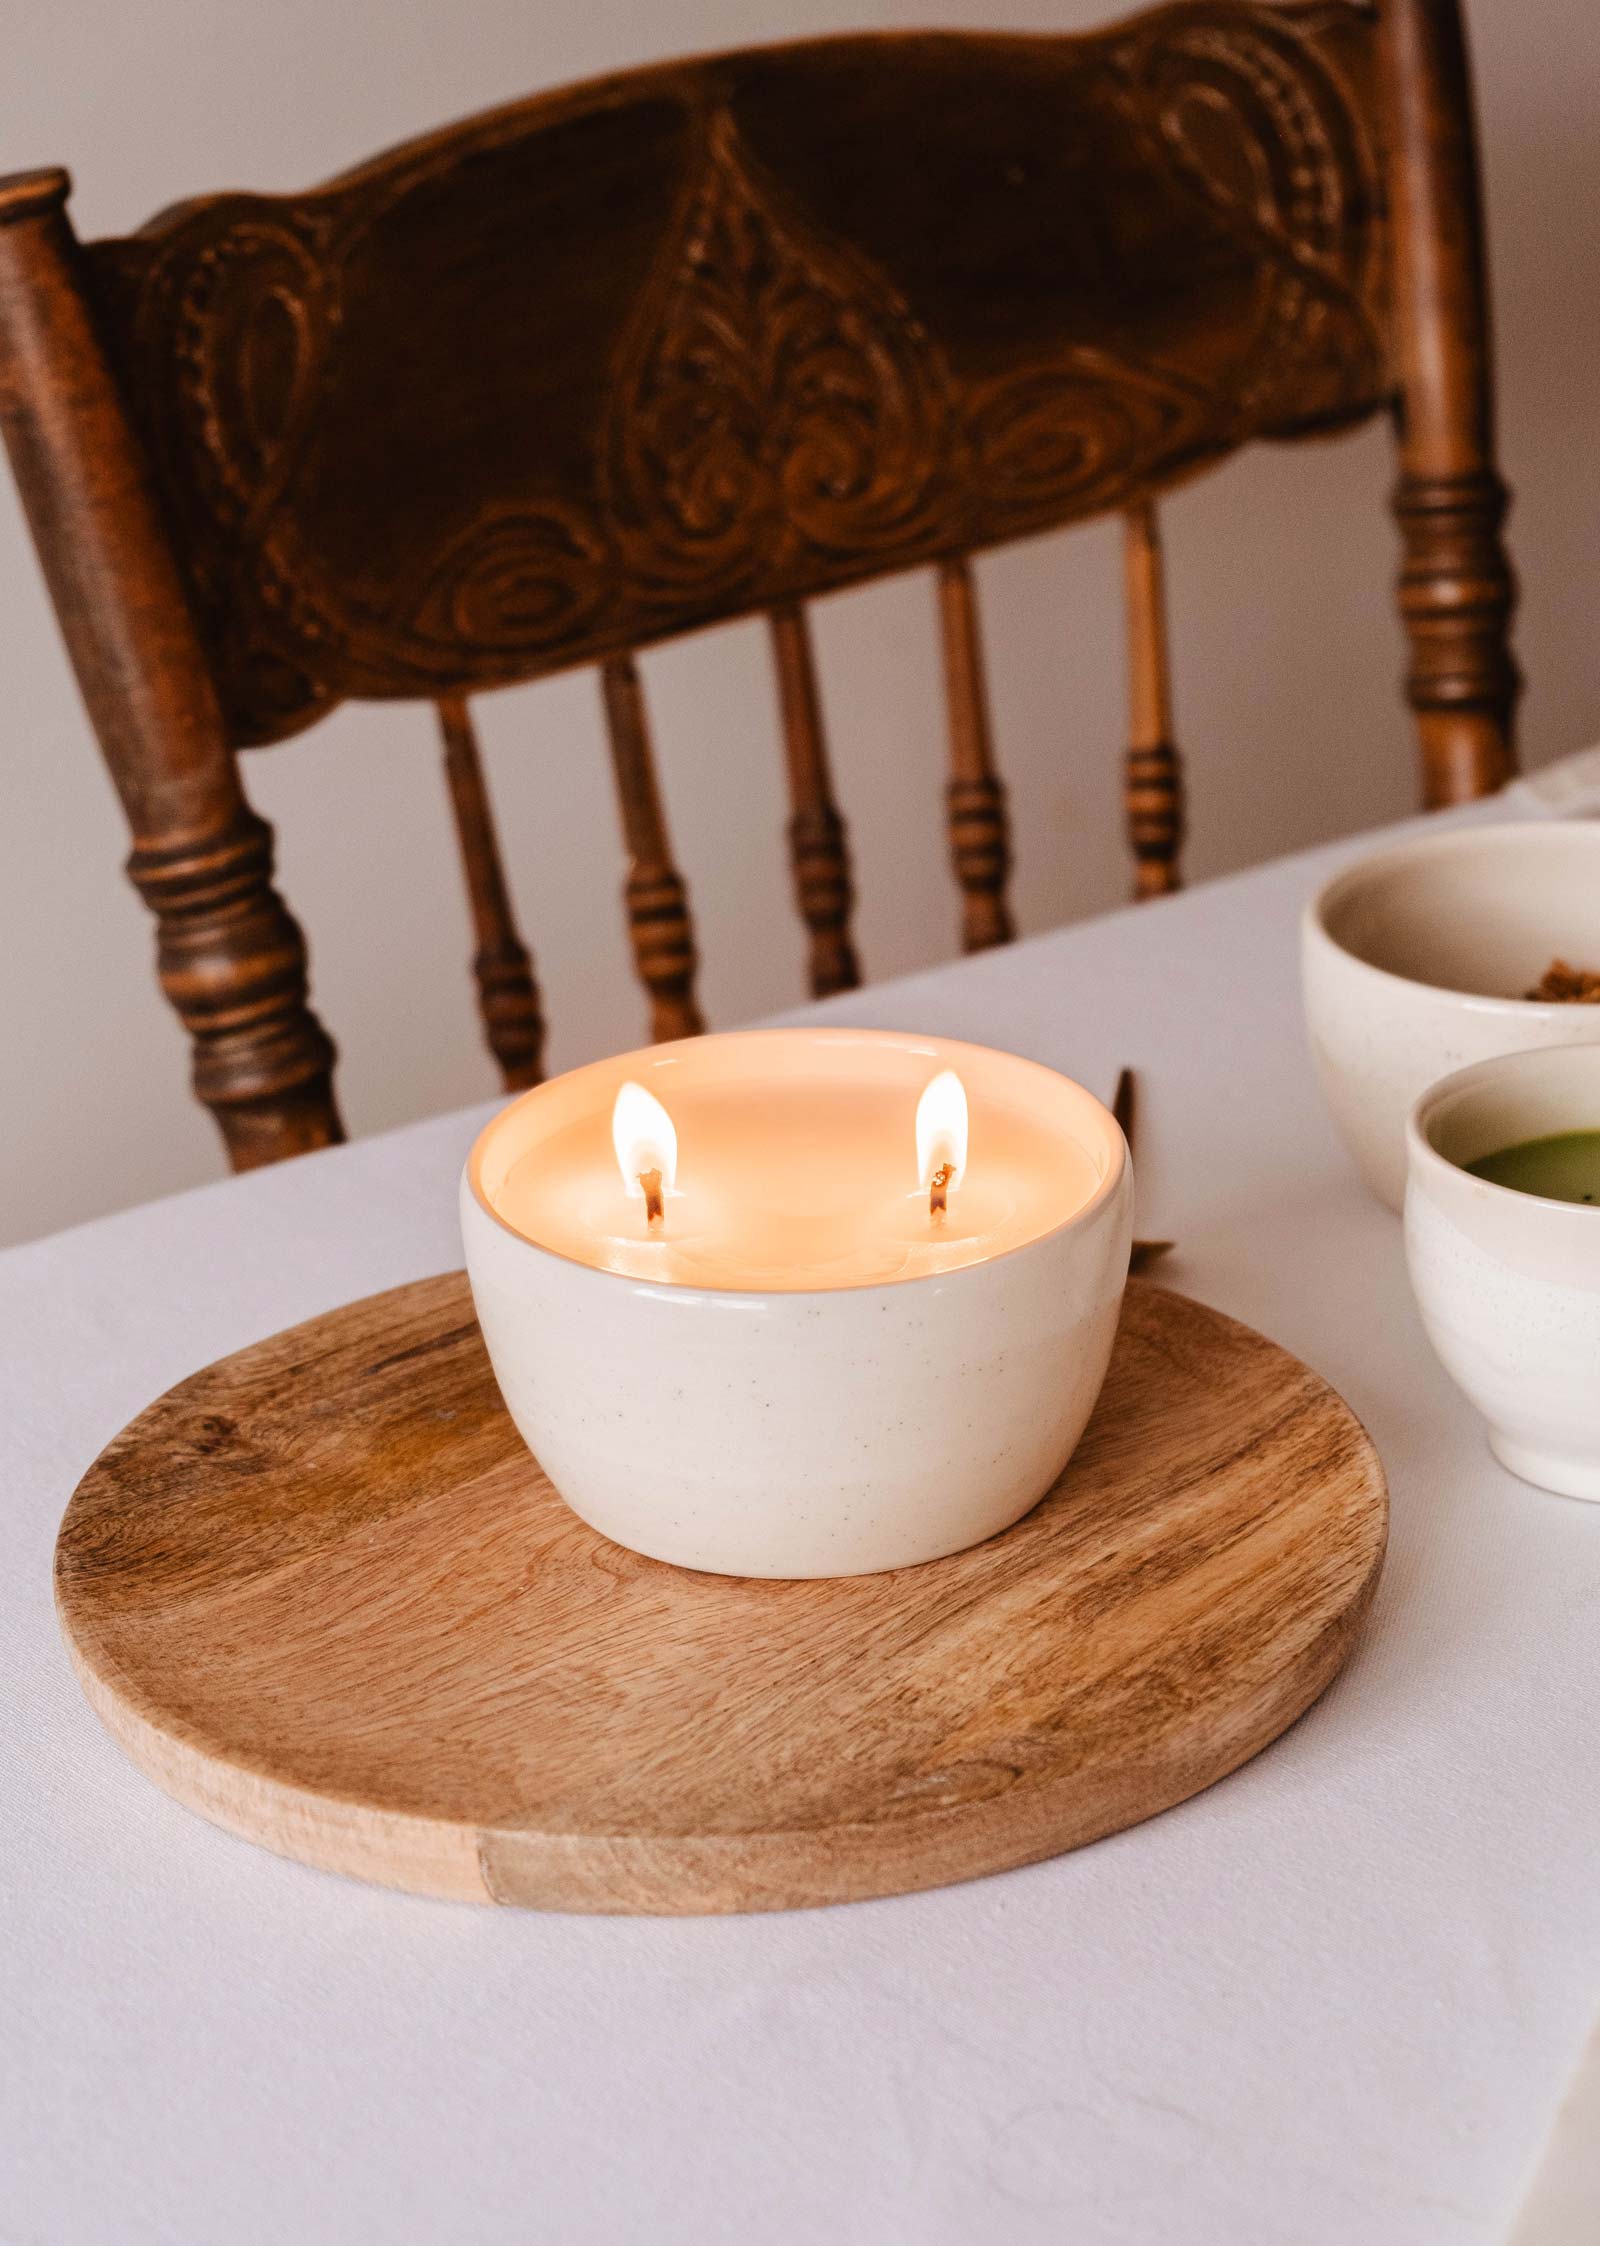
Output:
top-left (1406, 1044), bottom-right (1600, 1500)
top-left (1303, 823), bottom-right (1600, 1210)
top-left (461, 1029), bottom-right (1132, 1578)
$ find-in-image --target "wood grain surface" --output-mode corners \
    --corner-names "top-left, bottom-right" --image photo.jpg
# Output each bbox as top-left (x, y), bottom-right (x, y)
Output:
top-left (55, 1275), bottom-right (1387, 1914)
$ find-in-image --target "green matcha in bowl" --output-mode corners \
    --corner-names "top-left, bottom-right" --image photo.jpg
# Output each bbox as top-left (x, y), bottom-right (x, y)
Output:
top-left (1406, 1044), bottom-right (1600, 1500)
top-left (1465, 1130), bottom-right (1600, 1205)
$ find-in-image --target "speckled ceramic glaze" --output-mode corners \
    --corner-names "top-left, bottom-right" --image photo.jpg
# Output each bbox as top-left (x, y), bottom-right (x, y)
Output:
top-left (1406, 1044), bottom-right (1600, 1501)
top-left (1303, 823), bottom-right (1600, 1210)
top-left (461, 1040), bottom-right (1132, 1579)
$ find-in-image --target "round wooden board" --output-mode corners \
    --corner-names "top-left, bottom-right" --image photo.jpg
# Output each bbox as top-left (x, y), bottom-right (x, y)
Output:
top-left (56, 1276), bottom-right (1386, 1915)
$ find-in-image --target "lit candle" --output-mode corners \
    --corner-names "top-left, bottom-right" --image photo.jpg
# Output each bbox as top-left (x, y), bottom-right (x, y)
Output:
top-left (917, 1069), bottom-right (967, 1220)
top-left (462, 1029), bottom-right (1132, 1577)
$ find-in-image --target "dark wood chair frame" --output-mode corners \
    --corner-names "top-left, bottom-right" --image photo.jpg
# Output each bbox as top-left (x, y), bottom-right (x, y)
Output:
top-left (0, 0), bottom-right (1517, 1170)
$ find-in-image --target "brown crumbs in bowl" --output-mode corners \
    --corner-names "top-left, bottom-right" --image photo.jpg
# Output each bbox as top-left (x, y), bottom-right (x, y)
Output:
top-left (1526, 958), bottom-right (1600, 1003)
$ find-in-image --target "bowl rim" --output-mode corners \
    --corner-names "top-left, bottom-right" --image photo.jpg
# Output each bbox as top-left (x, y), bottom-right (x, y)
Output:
top-left (1303, 820), bottom-right (1600, 1015)
top-left (462, 1025), bottom-right (1131, 1300)
top-left (1406, 1042), bottom-right (1600, 1221)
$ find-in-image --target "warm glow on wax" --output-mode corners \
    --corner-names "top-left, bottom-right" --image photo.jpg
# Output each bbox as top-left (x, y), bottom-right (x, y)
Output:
top-left (613, 1080), bottom-right (677, 1222)
top-left (916, 1070), bottom-right (968, 1217)
top-left (480, 1032), bottom-right (1107, 1291)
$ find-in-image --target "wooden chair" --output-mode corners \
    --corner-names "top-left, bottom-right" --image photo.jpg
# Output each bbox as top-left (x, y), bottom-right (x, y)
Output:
top-left (0, 0), bottom-right (1518, 1172)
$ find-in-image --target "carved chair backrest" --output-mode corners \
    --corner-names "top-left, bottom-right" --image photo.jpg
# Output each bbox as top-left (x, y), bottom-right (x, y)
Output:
top-left (0, 2), bottom-right (1518, 1169)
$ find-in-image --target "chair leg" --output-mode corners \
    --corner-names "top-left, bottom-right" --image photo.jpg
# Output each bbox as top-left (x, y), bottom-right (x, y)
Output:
top-left (127, 804), bottom-right (341, 1170)
top-left (1392, 466), bottom-right (1518, 807)
top-left (1379, 0), bottom-right (1519, 805)
top-left (0, 167), bottom-right (341, 1170)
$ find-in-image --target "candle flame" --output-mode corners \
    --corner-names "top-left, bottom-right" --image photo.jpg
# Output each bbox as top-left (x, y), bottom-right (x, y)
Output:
top-left (612, 1080), bottom-right (678, 1216)
top-left (916, 1070), bottom-right (968, 1216)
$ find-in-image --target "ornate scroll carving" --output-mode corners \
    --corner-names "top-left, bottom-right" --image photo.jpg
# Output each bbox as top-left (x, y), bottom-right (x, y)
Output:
top-left (961, 354), bottom-right (1211, 529)
top-left (170, 219), bottom-right (335, 523)
top-left (95, 209), bottom-right (344, 743)
top-left (1124, 6), bottom-right (1386, 435)
top-left (604, 115), bottom-right (947, 604)
top-left (83, 10), bottom-right (1392, 746)
top-left (412, 506), bottom-right (611, 663)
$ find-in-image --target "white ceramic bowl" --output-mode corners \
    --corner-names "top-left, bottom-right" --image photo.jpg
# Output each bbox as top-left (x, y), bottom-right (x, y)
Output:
top-left (1303, 822), bottom-right (1600, 1209)
top-left (1406, 1043), bottom-right (1600, 1500)
top-left (461, 1032), bottom-right (1133, 1579)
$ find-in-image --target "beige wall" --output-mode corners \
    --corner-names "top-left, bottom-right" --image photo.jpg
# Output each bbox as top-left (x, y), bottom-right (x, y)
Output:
top-left (2, 0), bottom-right (1596, 1249)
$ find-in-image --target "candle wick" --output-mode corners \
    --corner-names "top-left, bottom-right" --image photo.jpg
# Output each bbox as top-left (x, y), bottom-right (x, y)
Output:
top-left (929, 1162), bottom-right (955, 1221)
top-left (638, 1168), bottom-right (665, 1227)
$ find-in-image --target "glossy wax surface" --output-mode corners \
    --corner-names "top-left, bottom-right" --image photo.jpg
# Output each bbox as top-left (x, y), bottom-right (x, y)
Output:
top-left (1466, 1129), bottom-right (1600, 1206)
top-left (472, 1029), bottom-right (1114, 1291)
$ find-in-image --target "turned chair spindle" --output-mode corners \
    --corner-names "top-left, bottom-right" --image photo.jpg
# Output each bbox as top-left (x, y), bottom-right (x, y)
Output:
top-left (599, 656), bottom-right (704, 1045)
top-left (436, 697), bottom-right (545, 1089)
top-left (768, 605), bottom-right (861, 1000)
top-left (1122, 500), bottom-right (1185, 900)
top-left (937, 557), bottom-right (1016, 954)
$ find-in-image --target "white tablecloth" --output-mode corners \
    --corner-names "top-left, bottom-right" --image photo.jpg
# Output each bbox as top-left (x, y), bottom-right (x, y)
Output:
top-left (5, 784), bottom-right (1599, 2246)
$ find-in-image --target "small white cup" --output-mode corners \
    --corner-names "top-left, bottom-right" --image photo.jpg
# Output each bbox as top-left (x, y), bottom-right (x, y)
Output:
top-left (1303, 822), bottom-right (1600, 1209)
top-left (1406, 1044), bottom-right (1600, 1500)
